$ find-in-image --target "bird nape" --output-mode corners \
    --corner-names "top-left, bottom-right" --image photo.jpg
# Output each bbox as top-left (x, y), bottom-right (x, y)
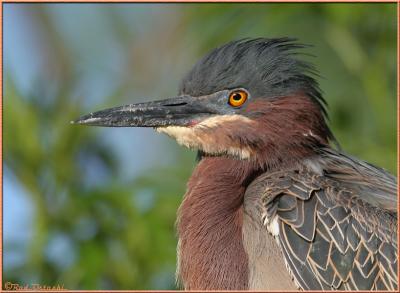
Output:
top-left (73, 38), bottom-right (398, 291)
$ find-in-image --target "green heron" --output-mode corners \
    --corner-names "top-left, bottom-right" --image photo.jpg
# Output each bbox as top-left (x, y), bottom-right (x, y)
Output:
top-left (73, 38), bottom-right (397, 290)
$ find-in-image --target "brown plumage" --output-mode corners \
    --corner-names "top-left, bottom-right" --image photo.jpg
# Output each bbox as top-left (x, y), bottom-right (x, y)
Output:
top-left (176, 95), bottom-right (328, 289)
top-left (177, 157), bottom-right (252, 289)
top-left (74, 38), bottom-right (397, 290)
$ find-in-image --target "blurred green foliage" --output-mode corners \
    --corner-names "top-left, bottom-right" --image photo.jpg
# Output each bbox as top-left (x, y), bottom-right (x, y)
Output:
top-left (4, 3), bottom-right (396, 290)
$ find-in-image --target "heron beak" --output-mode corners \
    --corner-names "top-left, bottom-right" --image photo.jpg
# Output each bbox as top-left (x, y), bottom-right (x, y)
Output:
top-left (72, 95), bottom-right (214, 127)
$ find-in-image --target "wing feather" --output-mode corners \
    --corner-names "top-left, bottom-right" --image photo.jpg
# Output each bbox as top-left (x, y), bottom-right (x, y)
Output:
top-left (245, 149), bottom-right (397, 290)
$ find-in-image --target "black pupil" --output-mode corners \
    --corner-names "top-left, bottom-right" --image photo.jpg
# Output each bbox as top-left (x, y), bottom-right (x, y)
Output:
top-left (233, 93), bottom-right (242, 101)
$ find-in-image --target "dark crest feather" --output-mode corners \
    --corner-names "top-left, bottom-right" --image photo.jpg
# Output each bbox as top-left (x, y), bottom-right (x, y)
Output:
top-left (180, 37), bottom-right (338, 146)
top-left (180, 38), bottom-right (327, 115)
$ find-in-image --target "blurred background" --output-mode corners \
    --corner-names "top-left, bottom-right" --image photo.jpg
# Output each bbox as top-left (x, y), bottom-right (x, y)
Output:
top-left (3, 3), bottom-right (397, 290)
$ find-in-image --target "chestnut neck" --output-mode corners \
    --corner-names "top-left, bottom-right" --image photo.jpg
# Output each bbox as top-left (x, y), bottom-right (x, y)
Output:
top-left (176, 156), bottom-right (262, 290)
top-left (244, 95), bottom-right (332, 169)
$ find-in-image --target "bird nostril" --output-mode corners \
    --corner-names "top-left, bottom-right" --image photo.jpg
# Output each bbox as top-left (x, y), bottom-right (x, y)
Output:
top-left (164, 102), bottom-right (188, 107)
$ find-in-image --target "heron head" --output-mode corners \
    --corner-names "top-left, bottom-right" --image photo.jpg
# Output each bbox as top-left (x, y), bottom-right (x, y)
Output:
top-left (74, 38), bottom-right (334, 165)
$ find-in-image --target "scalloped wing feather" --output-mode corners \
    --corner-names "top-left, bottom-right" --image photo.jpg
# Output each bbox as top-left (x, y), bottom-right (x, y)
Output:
top-left (245, 148), bottom-right (398, 290)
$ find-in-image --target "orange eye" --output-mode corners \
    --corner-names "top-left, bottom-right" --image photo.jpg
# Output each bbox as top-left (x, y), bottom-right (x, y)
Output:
top-left (228, 90), bottom-right (248, 107)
